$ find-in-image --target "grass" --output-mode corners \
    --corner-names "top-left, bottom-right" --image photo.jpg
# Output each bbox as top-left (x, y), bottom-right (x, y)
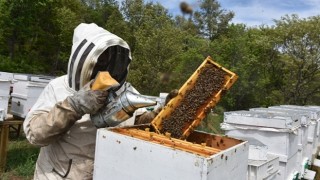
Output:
top-left (0, 134), bottom-right (39, 180)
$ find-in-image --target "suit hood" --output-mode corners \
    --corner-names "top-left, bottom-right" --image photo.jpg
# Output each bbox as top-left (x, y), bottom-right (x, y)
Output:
top-left (67, 23), bottom-right (131, 91)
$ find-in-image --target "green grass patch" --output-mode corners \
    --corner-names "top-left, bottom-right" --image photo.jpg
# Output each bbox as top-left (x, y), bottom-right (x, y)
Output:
top-left (1, 135), bottom-right (40, 180)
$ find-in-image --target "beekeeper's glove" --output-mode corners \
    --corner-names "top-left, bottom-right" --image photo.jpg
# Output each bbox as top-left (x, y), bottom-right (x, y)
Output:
top-left (67, 81), bottom-right (108, 116)
top-left (164, 89), bottom-right (179, 105)
top-left (135, 89), bottom-right (179, 125)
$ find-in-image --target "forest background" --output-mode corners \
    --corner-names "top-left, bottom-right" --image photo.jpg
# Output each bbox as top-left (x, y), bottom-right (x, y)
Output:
top-left (1, 0), bottom-right (320, 110)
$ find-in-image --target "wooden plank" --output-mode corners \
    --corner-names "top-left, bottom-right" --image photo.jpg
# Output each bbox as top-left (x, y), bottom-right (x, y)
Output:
top-left (113, 128), bottom-right (221, 157)
top-left (2, 120), bottom-right (23, 125)
top-left (0, 124), bottom-right (9, 172)
top-left (0, 119), bottom-right (23, 172)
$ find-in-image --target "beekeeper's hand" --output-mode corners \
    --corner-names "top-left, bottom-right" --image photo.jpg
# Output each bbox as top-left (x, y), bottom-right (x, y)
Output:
top-left (164, 89), bottom-right (179, 105)
top-left (135, 89), bottom-right (179, 125)
top-left (67, 81), bottom-right (108, 116)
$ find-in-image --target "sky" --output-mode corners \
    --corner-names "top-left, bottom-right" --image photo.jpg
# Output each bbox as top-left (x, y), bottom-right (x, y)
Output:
top-left (147, 0), bottom-right (320, 27)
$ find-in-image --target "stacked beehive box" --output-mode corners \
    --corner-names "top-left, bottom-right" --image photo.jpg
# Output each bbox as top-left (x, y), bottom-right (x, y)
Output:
top-left (221, 110), bottom-right (301, 179)
top-left (0, 71), bottom-right (14, 121)
top-left (270, 106), bottom-right (320, 162)
top-left (0, 79), bottom-right (10, 121)
top-left (11, 74), bottom-right (55, 119)
top-left (249, 107), bottom-right (311, 179)
top-left (307, 106), bottom-right (320, 148)
top-left (222, 106), bottom-right (320, 180)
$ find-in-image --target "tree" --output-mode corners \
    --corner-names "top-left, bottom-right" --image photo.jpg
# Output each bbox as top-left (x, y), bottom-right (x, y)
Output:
top-left (122, 1), bottom-right (186, 95)
top-left (273, 15), bottom-right (320, 105)
top-left (193, 0), bottom-right (234, 40)
top-left (0, 0), bottom-right (86, 74)
top-left (208, 24), bottom-right (284, 110)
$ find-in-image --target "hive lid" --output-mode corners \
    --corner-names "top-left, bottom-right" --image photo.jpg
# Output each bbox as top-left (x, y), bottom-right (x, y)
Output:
top-left (0, 79), bottom-right (10, 82)
top-left (30, 76), bottom-right (55, 83)
top-left (0, 72), bottom-right (13, 80)
top-left (224, 110), bottom-right (301, 129)
top-left (270, 106), bottom-right (320, 120)
top-left (13, 74), bottom-right (30, 81)
top-left (250, 107), bottom-right (310, 125)
top-left (151, 56), bottom-right (238, 139)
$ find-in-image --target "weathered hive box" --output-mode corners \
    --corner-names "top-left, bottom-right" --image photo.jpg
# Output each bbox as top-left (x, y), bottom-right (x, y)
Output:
top-left (222, 110), bottom-right (300, 180)
top-left (280, 105), bottom-right (320, 146)
top-left (279, 105), bottom-right (320, 145)
top-left (222, 110), bottom-right (300, 160)
top-left (11, 74), bottom-right (54, 118)
top-left (0, 79), bottom-right (10, 97)
top-left (269, 106), bottom-right (319, 160)
top-left (151, 56), bottom-right (238, 139)
top-left (223, 110), bottom-right (301, 129)
top-left (249, 107), bottom-right (310, 178)
top-left (93, 126), bottom-right (248, 180)
top-left (0, 71), bottom-right (14, 82)
top-left (307, 106), bottom-right (320, 145)
top-left (0, 109), bottom-right (5, 121)
top-left (247, 154), bottom-right (279, 180)
top-left (0, 79), bottom-right (11, 121)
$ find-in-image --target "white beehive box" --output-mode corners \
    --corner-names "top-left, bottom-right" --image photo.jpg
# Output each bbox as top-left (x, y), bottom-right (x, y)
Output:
top-left (0, 79), bottom-right (11, 121)
top-left (270, 106), bottom-right (319, 160)
top-left (249, 145), bottom-right (268, 161)
top-left (249, 108), bottom-right (309, 147)
top-left (222, 110), bottom-right (300, 180)
top-left (248, 154), bottom-right (279, 180)
top-left (11, 74), bottom-right (54, 119)
top-left (0, 72), bottom-right (14, 96)
top-left (0, 71), bottom-right (14, 82)
top-left (247, 148), bottom-right (300, 180)
top-left (281, 152), bottom-right (299, 180)
top-left (0, 109), bottom-right (4, 121)
top-left (280, 106), bottom-right (320, 148)
top-left (307, 106), bottom-right (320, 146)
top-left (222, 111), bottom-right (300, 160)
top-left (0, 79), bottom-right (11, 97)
top-left (94, 127), bottom-right (249, 180)
top-left (223, 110), bottom-right (301, 129)
top-left (221, 122), bottom-right (299, 179)
top-left (249, 107), bottom-right (310, 177)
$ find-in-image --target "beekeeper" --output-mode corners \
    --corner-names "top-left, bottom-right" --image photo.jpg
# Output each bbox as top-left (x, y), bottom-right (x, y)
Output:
top-left (23, 23), bottom-right (161, 179)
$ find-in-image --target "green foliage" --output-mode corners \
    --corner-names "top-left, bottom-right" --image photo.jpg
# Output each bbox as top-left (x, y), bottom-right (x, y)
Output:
top-left (0, 137), bottom-right (40, 180)
top-left (0, 0), bottom-right (319, 108)
top-left (0, 55), bottom-right (46, 74)
top-left (193, 0), bottom-right (234, 40)
top-left (273, 15), bottom-right (320, 105)
top-left (125, 1), bottom-right (186, 95)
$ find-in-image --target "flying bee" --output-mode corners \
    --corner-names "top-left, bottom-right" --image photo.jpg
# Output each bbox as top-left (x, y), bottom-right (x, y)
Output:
top-left (180, 1), bottom-right (193, 18)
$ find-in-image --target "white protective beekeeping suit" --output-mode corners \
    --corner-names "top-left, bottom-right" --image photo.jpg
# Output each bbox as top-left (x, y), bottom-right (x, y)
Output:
top-left (23, 23), bottom-right (144, 180)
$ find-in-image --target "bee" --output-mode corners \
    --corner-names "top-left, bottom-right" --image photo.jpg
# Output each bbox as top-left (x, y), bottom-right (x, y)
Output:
top-left (180, 2), bottom-right (193, 15)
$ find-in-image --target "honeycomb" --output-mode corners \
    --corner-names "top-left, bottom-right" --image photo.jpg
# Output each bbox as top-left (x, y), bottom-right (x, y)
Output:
top-left (151, 56), bottom-right (238, 139)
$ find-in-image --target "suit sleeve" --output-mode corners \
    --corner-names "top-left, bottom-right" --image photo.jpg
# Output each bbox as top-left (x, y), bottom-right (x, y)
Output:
top-left (23, 84), bottom-right (81, 146)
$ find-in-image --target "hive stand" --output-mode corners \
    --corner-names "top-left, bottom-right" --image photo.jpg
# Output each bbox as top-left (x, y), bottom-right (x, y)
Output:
top-left (0, 115), bottom-right (23, 173)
